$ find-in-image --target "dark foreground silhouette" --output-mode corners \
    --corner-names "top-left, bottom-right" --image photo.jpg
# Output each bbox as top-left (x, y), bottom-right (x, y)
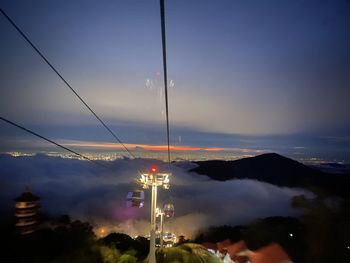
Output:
top-left (191, 153), bottom-right (350, 197)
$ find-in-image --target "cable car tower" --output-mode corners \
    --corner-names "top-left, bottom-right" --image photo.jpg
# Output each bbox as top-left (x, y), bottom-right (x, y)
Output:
top-left (156, 207), bottom-right (165, 248)
top-left (139, 0), bottom-right (172, 261)
top-left (138, 165), bottom-right (170, 263)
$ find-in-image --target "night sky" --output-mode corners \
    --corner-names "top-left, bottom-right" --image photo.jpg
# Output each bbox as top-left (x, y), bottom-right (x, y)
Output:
top-left (1, 0), bottom-right (350, 162)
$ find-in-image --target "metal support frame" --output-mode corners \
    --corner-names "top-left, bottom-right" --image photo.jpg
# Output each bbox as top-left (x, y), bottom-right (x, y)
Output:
top-left (156, 207), bottom-right (165, 248)
top-left (138, 170), bottom-right (170, 263)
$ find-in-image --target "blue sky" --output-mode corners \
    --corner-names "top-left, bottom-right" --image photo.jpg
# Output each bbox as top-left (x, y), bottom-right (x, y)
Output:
top-left (1, 0), bottom-right (350, 161)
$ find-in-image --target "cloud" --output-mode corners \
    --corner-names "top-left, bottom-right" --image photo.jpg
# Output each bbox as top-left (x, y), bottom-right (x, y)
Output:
top-left (0, 154), bottom-right (309, 238)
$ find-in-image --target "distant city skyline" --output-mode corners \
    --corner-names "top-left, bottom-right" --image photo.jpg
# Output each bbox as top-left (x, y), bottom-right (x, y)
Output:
top-left (1, 0), bottom-right (350, 162)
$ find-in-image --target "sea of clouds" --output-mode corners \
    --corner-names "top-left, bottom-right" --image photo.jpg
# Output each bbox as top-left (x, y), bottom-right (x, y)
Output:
top-left (0, 154), bottom-right (309, 238)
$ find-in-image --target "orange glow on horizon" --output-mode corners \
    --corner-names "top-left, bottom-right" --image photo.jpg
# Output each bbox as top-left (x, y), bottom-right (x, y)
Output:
top-left (63, 141), bottom-right (225, 152)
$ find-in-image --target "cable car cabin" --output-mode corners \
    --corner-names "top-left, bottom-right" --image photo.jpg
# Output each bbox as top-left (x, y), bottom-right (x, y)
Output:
top-left (163, 203), bottom-right (174, 218)
top-left (126, 190), bottom-right (145, 208)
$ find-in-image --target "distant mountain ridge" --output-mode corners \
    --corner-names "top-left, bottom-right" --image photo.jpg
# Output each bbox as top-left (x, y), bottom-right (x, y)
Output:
top-left (190, 153), bottom-right (350, 197)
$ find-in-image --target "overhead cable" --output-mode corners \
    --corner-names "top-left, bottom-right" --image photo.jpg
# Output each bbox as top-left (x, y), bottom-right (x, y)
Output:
top-left (0, 8), bottom-right (135, 159)
top-left (160, 0), bottom-right (171, 164)
top-left (0, 116), bottom-right (108, 168)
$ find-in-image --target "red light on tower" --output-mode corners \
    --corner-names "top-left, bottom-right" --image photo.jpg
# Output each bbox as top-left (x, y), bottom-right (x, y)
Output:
top-left (150, 165), bottom-right (158, 173)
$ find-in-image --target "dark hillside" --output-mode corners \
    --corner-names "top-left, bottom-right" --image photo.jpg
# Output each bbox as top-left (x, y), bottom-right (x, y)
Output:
top-left (191, 153), bottom-right (350, 197)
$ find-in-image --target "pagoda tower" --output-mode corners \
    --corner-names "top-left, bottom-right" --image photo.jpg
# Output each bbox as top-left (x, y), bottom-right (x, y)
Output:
top-left (14, 188), bottom-right (40, 235)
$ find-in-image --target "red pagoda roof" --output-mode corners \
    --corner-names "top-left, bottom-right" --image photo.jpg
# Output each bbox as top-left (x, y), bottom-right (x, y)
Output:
top-left (249, 243), bottom-right (292, 263)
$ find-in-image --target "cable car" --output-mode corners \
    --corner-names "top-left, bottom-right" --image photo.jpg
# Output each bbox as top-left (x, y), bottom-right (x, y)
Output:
top-left (126, 190), bottom-right (145, 208)
top-left (163, 203), bottom-right (174, 218)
